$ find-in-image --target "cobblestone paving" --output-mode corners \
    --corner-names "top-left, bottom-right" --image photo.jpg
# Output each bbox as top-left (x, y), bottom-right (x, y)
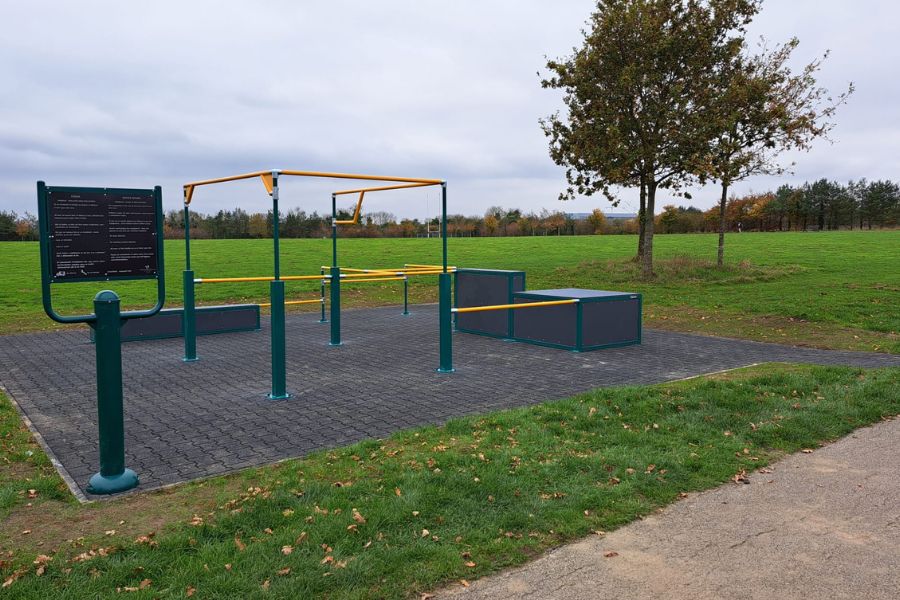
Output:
top-left (1, 305), bottom-right (897, 500)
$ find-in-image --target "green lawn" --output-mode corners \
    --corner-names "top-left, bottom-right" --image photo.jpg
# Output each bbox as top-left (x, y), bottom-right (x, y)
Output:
top-left (1, 231), bottom-right (897, 351)
top-left (1, 364), bottom-right (898, 598)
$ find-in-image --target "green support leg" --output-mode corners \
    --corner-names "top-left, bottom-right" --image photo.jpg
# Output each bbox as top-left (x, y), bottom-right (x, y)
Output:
top-left (182, 270), bottom-right (198, 362)
top-left (87, 291), bottom-right (138, 495)
top-left (437, 272), bottom-right (454, 373)
top-left (268, 280), bottom-right (291, 399)
top-left (330, 267), bottom-right (341, 346)
top-left (319, 269), bottom-right (327, 323)
top-left (403, 277), bottom-right (410, 315)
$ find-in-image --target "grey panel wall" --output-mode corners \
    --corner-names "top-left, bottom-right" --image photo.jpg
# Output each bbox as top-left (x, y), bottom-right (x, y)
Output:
top-left (581, 299), bottom-right (641, 347)
top-left (512, 302), bottom-right (578, 347)
top-left (455, 269), bottom-right (525, 338)
top-left (93, 305), bottom-right (260, 343)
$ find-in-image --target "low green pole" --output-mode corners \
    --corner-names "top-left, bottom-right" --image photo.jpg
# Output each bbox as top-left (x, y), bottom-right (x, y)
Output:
top-left (319, 268), bottom-right (327, 323)
top-left (269, 280), bottom-right (290, 399)
top-left (402, 277), bottom-right (409, 315)
top-left (182, 270), bottom-right (197, 361)
top-left (437, 272), bottom-right (454, 372)
top-left (330, 266), bottom-right (341, 346)
top-left (87, 291), bottom-right (138, 495)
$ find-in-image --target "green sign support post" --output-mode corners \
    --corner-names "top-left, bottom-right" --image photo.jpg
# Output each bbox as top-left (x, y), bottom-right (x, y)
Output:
top-left (36, 182), bottom-right (165, 495)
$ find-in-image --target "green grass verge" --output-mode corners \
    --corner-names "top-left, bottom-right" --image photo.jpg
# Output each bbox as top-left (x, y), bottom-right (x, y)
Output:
top-left (1, 364), bottom-right (897, 598)
top-left (1, 231), bottom-right (897, 351)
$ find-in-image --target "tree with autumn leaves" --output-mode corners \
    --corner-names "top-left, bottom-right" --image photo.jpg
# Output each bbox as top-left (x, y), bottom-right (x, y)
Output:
top-left (541, 0), bottom-right (850, 275)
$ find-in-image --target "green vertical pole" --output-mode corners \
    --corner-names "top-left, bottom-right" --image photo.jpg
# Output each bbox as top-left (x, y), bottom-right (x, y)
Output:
top-left (437, 181), bottom-right (453, 372)
top-left (331, 193), bottom-right (338, 269)
top-left (437, 273), bottom-right (454, 372)
top-left (183, 203), bottom-right (197, 362)
top-left (330, 266), bottom-right (341, 346)
top-left (269, 171), bottom-right (290, 399)
top-left (269, 279), bottom-right (289, 399)
top-left (319, 268), bottom-right (327, 323)
top-left (87, 291), bottom-right (138, 495)
top-left (441, 183), bottom-right (448, 272)
top-left (330, 194), bottom-right (341, 345)
top-left (402, 277), bottom-right (409, 315)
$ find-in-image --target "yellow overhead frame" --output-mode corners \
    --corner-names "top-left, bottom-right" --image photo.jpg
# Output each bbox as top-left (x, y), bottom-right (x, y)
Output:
top-left (331, 181), bottom-right (438, 226)
top-left (183, 169), bottom-right (443, 205)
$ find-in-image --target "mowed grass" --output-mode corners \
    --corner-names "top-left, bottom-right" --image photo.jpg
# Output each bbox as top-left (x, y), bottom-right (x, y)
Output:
top-left (0, 231), bottom-right (897, 351)
top-left (1, 364), bottom-right (898, 598)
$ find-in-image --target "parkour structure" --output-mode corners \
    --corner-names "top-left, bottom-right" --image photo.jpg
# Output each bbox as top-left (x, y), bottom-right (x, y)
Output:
top-left (180, 168), bottom-right (603, 401)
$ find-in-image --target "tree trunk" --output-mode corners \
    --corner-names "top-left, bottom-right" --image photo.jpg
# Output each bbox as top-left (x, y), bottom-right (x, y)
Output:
top-left (717, 182), bottom-right (729, 268)
top-left (641, 180), bottom-right (657, 278)
top-left (636, 177), bottom-right (647, 261)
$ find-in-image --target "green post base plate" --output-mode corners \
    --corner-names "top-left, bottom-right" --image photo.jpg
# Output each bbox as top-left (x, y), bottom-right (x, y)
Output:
top-left (87, 468), bottom-right (139, 495)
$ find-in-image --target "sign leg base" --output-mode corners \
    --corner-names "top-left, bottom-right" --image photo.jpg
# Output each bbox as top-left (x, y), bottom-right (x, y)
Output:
top-left (87, 468), bottom-right (139, 495)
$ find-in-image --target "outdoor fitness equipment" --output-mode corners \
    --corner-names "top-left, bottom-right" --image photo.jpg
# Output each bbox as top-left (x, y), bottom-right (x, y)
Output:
top-left (181, 170), bottom-right (448, 399)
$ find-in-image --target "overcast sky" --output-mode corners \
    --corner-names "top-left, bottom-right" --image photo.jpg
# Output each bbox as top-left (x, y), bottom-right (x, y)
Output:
top-left (1, 1), bottom-right (895, 219)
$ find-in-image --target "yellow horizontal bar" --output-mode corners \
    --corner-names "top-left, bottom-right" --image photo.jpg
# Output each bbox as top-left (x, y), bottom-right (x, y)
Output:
top-left (196, 274), bottom-right (326, 284)
top-left (333, 182), bottom-right (436, 195)
top-left (452, 299), bottom-right (578, 314)
top-left (258, 299), bottom-right (324, 308)
top-left (327, 276), bottom-right (406, 284)
top-left (280, 170), bottom-right (443, 185)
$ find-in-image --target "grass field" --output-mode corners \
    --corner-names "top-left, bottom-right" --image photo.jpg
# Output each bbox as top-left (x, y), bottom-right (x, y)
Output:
top-left (1, 230), bottom-right (897, 351)
top-left (1, 365), bottom-right (898, 598)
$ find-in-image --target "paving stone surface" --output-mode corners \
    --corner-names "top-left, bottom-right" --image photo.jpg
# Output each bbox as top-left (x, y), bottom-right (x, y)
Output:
top-left (0, 304), bottom-right (897, 500)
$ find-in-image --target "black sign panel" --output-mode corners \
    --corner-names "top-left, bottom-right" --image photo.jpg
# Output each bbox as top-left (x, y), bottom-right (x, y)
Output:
top-left (47, 188), bottom-right (159, 282)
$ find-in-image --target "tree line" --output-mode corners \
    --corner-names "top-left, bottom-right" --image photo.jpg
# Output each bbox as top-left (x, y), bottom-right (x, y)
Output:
top-left (2, 176), bottom-right (896, 242)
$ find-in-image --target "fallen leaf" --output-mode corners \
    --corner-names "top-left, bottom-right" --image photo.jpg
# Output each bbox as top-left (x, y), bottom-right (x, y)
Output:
top-left (264, 528), bottom-right (274, 535)
top-left (281, 545), bottom-right (293, 555)
top-left (464, 561), bottom-right (476, 568)
top-left (277, 567), bottom-right (291, 576)
top-left (801, 449), bottom-right (814, 454)
top-left (235, 537), bottom-right (246, 552)
top-left (395, 487), bottom-right (402, 496)
top-left (421, 529), bottom-right (430, 537)
top-left (282, 509), bottom-right (294, 518)
top-left (261, 578), bottom-right (270, 590)
top-left (105, 530), bottom-right (116, 536)
top-left (189, 515), bottom-right (203, 526)
top-left (27, 489), bottom-right (38, 499)
top-left (460, 579), bottom-right (470, 587)
top-left (224, 564), bottom-right (232, 571)
top-left (604, 551), bottom-right (619, 558)
top-left (186, 586), bottom-right (196, 597)
top-left (352, 509), bottom-right (366, 524)
top-left (295, 532), bottom-right (308, 544)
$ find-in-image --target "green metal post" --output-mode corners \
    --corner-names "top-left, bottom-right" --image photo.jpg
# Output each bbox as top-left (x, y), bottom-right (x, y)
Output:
top-left (269, 279), bottom-right (290, 399)
top-left (183, 203), bottom-right (197, 361)
top-left (437, 272), bottom-right (454, 372)
top-left (329, 193), bottom-right (341, 345)
top-left (319, 268), bottom-right (327, 323)
top-left (183, 270), bottom-right (197, 361)
top-left (269, 172), bottom-right (290, 399)
top-left (330, 266), bottom-right (341, 346)
top-left (87, 291), bottom-right (139, 495)
top-left (441, 183), bottom-right (448, 272)
top-left (403, 277), bottom-right (409, 315)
